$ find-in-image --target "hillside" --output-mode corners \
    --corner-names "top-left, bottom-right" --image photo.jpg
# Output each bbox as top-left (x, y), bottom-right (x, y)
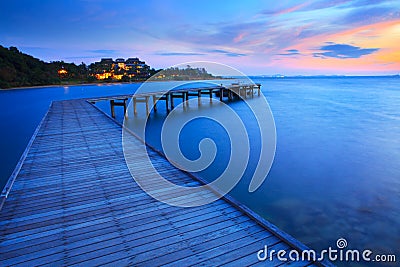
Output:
top-left (0, 45), bottom-right (220, 89)
top-left (0, 46), bottom-right (62, 89)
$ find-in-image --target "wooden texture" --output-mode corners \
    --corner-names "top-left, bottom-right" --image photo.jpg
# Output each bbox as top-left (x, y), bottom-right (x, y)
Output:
top-left (0, 99), bottom-right (330, 266)
top-left (90, 83), bottom-right (261, 116)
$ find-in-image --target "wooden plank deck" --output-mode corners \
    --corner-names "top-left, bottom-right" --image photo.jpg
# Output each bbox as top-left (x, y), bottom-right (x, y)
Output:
top-left (0, 99), bottom-right (331, 266)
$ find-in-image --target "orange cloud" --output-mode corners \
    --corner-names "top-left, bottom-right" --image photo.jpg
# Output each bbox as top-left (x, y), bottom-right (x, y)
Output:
top-left (279, 19), bottom-right (400, 73)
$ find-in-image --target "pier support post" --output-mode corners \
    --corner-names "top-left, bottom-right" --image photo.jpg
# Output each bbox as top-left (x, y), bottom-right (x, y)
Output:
top-left (198, 91), bottom-right (201, 106)
top-left (110, 99), bottom-right (127, 118)
top-left (152, 95), bottom-right (157, 112)
top-left (182, 93), bottom-right (187, 108)
top-left (165, 93), bottom-right (170, 113)
top-left (170, 94), bottom-right (174, 109)
top-left (123, 100), bottom-right (127, 118)
top-left (133, 98), bottom-right (137, 115)
top-left (145, 96), bottom-right (149, 116)
top-left (98, 83), bottom-right (260, 119)
top-left (185, 92), bottom-right (189, 107)
top-left (250, 85), bottom-right (255, 98)
top-left (110, 100), bottom-right (115, 118)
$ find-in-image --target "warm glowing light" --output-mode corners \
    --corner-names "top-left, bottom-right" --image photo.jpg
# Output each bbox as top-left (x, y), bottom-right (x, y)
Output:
top-left (95, 72), bottom-right (112, 80)
top-left (275, 20), bottom-right (400, 73)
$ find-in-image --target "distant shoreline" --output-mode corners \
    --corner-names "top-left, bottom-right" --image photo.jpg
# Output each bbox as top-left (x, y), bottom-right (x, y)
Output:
top-left (0, 81), bottom-right (144, 91)
top-left (247, 75), bottom-right (400, 79)
top-left (0, 78), bottom-right (230, 91)
top-left (3, 75), bottom-right (397, 91)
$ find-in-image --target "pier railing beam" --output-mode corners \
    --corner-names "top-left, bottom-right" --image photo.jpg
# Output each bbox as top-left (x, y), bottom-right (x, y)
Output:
top-left (97, 83), bottom-right (261, 118)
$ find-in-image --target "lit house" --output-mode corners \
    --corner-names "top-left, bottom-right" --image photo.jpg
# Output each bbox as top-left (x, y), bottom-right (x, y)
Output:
top-left (115, 58), bottom-right (126, 69)
top-left (89, 57), bottom-right (151, 80)
top-left (57, 67), bottom-right (68, 78)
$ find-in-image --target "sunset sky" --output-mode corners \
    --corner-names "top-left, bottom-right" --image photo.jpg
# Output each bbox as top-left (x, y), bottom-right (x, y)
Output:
top-left (1, 0), bottom-right (399, 75)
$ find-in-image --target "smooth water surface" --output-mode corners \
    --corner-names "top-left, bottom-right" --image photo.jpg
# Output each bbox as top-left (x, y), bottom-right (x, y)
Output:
top-left (1, 78), bottom-right (399, 266)
top-left (0, 83), bottom-right (140, 188)
top-left (119, 77), bottom-right (400, 265)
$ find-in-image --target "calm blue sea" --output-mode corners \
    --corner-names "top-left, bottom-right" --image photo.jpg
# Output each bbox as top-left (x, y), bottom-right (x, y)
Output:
top-left (1, 77), bottom-right (399, 264)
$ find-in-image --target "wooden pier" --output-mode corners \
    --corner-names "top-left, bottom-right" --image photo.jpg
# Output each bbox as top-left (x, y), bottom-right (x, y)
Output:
top-left (90, 83), bottom-right (262, 118)
top-left (0, 97), bottom-right (332, 266)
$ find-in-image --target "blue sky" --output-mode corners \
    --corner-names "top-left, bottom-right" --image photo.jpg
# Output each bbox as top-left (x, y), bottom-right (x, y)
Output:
top-left (1, 0), bottom-right (399, 75)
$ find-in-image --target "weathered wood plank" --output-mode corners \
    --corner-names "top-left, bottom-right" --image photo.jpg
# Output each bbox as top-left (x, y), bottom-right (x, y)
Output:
top-left (0, 98), bottom-right (327, 267)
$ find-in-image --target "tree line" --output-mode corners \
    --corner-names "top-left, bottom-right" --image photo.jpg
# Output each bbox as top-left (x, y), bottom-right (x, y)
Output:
top-left (155, 66), bottom-right (217, 80)
top-left (0, 46), bottom-right (155, 89)
top-left (0, 46), bottom-right (62, 88)
top-left (0, 45), bottom-right (219, 89)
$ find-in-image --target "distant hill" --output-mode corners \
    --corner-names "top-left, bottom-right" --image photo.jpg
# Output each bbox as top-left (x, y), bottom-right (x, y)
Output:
top-left (0, 45), bottom-right (222, 89)
top-left (151, 66), bottom-right (220, 81)
top-left (0, 45), bottom-right (63, 89)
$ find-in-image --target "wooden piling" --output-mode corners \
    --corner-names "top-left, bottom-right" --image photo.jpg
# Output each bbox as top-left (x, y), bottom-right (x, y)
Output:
top-left (0, 99), bottom-right (329, 267)
top-left (92, 84), bottom-right (261, 117)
